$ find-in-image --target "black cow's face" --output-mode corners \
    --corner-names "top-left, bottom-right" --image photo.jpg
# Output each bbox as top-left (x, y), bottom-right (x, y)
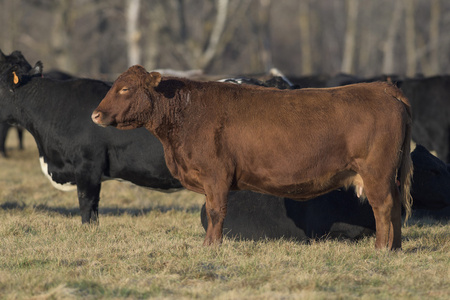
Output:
top-left (0, 50), bottom-right (43, 121)
top-left (92, 65), bottom-right (161, 130)
top-left (0, 50), bottom-right (42, 80)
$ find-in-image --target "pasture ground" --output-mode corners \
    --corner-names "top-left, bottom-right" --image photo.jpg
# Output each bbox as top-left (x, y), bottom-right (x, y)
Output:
top-left (1, 132), bottom-right (449, 299)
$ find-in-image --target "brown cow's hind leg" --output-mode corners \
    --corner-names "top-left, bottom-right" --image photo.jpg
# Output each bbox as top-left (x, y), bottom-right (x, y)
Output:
top-left (365, 181), bottom-right (402, 250)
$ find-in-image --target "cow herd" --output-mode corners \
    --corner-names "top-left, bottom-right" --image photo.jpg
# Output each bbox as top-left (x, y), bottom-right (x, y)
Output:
top-left (1, 50), bottom-right (449, 250)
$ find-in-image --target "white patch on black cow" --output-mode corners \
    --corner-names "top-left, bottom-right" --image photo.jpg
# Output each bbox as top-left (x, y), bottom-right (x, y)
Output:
top-left (217, 78), bottom-right (245, 84)
top-left (39, 157), bottom-right (77, 191)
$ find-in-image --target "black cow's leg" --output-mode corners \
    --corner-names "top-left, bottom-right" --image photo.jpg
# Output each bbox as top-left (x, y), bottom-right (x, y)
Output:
top-left (0, 123), bottom-right (9, 157)
top-left (17, 127), bottom-right (24, 150)
top-left (77, 182), bottom-right (101, 224)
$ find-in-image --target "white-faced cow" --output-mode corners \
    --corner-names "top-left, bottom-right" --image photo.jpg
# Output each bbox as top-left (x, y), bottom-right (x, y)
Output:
top-left (0, 52), bottom-right (182, 224)
top-left (92, 65), bottom-right (413, 250)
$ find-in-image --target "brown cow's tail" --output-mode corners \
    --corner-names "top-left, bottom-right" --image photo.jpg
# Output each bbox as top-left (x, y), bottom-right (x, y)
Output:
top-left (393, 87), bottom-right (413, 223)
top-left (400, 117), bottom-right (413, 222)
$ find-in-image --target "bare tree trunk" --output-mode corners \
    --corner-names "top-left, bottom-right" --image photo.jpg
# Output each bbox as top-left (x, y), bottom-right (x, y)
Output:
top-left (144, 13), bottom-right (162, 70)
top-left (382, 1), bottom-right (403, 75)
top-left (429, 0), bottom-right (440, 74)
top-left (258, 0), bottom-right (272, 72)
top-left (200, 0), bottom-right (229, 69)
top-left (341, 0), bottom-right (358, 74)
top-left (404, 0), bottom-right (417, 77)
top-left (202, 0), bottom-right (253, 71)
top-left (126, 0), bottom-right (141, 67)
top-left (299, 0), bottom-right (312, 75)
top-left (175, 0), bottom-right (187, 43)
top-left (51, 0), bottom-right (76, 73)
top-left (357, 2), bottom-right (377, 77)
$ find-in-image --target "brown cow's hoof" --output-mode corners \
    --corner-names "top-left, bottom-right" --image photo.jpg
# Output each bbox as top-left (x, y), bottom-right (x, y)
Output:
top-left (203, 237), bottom-right (223, 246)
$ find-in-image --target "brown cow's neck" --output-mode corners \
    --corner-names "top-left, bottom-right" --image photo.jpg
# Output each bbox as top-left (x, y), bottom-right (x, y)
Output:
top-left (145, 83), bottom-right (189, 143)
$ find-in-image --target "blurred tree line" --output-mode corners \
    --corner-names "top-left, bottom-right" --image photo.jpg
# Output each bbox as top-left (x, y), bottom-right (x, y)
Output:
top-left (0, 0), bottom-right (448, 79)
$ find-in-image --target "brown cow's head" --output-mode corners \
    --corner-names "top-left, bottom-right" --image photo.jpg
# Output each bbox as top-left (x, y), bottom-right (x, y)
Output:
top-left (91, 65), bottom-right (161, 130)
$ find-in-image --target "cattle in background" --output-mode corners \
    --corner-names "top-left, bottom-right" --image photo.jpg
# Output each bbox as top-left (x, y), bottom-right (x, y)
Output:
top-left (200, 144), bottom-right (449, 242)
top-left (410, 145), bottom-right (450, 218)
top-left (219, 68), bottom-right (297, 89)
top-left (0, 50), bottom-right (40, 158)
top-left (398, 76), bottom-right (450, 163)
top-left (92, 65), bottom-right (413, 250)
top-left (0, 53), bottom-right (182, 224)
top-left (218, 76), bottom-right (296, 89)
top-left (0, 123), bottom-right (23, 157)
top-left (43, 69), bottom-right (76, 81)
top-left (201, 190), bottom-right (375, 242)
top-left (325, 73), bottom-right (404, 88)
top-left (287, 74), bottom-right (329, 88)
top-left (0, 69), bottom-right (77, 158)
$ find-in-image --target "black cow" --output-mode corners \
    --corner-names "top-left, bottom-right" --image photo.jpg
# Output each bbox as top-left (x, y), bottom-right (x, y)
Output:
top-left (218, 76), bottom-right (297, 89)
top-left (200, 144), bottom-right (449, 242)
top-left (43, 69), bottom-right (76, 81)
top-left (398, 76), bottom-right (450, 163)
top-left (201, 189), bottom-right (375, 242)
top-left (0, 52), bottom-right (182, 223)
top-left (0, 68), bottom-right (76, 158)
top-left (0, 50), bottom-right (40, 157)
top-left (410, 145), bottom-right (450, 218)
top-left (287, 74), bottom-right (330, 89)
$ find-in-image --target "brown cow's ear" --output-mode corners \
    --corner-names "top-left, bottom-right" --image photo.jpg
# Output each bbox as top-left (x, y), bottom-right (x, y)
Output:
top-left (147, 72), bottom-right (161, 88)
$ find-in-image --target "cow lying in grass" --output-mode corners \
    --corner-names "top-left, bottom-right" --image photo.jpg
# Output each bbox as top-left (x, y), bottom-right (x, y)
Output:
top-left (92, 65), bottom-right (413, 250)
top-left (201, 189), bottom-right (376, 242)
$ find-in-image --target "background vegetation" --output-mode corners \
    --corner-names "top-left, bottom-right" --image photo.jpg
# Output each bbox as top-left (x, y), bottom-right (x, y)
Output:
top-left (0, 0), bottom-right (449, 80)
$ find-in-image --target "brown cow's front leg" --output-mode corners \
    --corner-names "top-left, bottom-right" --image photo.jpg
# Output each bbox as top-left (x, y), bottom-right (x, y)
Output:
top-left (203, 186), bottom-right (229, 246)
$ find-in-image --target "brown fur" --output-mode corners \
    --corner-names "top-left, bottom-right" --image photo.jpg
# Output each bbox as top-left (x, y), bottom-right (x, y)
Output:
top-left (92, 65), bottom-right (413, 250)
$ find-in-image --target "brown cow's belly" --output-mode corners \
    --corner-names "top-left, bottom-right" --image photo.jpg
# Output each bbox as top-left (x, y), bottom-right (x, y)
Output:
top-left (234, 169), bottom-right (357, 200)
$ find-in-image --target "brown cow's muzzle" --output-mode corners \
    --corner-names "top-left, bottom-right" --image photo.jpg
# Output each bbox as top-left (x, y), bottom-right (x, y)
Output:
top-left (91, 110), bottom-right (108, 127)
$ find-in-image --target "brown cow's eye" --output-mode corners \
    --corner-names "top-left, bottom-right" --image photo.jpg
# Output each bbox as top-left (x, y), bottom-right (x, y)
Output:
top-left (119, 87), bottom-right (129, 94)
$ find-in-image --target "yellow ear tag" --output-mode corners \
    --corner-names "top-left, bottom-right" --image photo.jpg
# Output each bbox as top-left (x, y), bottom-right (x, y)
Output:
top-left (13, 72), bottom-right (19, 84)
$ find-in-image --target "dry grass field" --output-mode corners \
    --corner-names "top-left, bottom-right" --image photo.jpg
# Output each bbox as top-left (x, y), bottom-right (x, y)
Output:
top-left (1, 132), bottom-right (449, 299)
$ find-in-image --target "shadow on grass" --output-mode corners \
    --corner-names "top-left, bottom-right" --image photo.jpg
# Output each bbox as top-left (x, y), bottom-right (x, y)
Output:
top-left (0, 201), bottom-right (201, 218)
top-left (2, 201), bottom-right (448, 248)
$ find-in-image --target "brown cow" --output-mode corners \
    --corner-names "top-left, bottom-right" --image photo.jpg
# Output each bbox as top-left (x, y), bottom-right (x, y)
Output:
top-left (92, 65), bottom-right (413, 250)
